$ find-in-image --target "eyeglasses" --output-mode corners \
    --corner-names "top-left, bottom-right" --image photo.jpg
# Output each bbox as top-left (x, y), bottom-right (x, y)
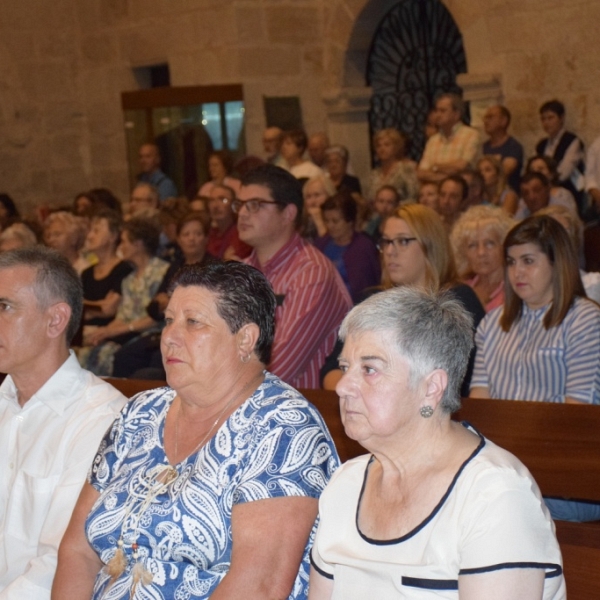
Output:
top-left (232, 198), bottom-right (282, 214)
top-left (377, 236), bottom-right (418, 252)
top-left (208, 196), bottom-right (231, 204)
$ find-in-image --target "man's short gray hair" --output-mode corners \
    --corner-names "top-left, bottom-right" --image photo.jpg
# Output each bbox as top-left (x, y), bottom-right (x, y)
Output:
top-left (0, 246), bottom-right (83, 344)
top-left (339, 287), bottom-right (473, 412)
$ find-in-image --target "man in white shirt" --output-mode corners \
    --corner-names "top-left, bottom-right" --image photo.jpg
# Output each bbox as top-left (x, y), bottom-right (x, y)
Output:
top-left (0, 247), bottom-right (126, 599)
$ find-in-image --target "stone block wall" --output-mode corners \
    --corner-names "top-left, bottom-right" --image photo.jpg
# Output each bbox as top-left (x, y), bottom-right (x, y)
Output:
top-left (0, 0), bottom-right (599, 213)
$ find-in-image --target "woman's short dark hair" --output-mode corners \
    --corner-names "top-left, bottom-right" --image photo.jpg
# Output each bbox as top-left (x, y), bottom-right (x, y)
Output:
top-left (283, 129), bottom-right (308, 154)
top-left (540, 99), bottom-right (565, 118)
top-left (169, 261), bottom-right (276, 365)
top-left (123, 217), bottom-right (160, 256)
top-left (87, 188), bottom-right (122, 215)
top-left (500, 215), bottom-right (586, 331)
top-left (321, 190), bottom-right (357, 224)
top-left (92, 209), bottom-right (123, 249)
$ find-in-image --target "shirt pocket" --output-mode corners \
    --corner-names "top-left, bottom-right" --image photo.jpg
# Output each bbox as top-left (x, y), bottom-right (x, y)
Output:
top-left (7, 471), bottom-right (59, 543)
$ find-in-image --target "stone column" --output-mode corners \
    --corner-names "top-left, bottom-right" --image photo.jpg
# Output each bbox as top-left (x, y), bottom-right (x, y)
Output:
top-left (457, 73), bottom-right (503, 135)
top-left (322, 86), bottom-right (372, 188)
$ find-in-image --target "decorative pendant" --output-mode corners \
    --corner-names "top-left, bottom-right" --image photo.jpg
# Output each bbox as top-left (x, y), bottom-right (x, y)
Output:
top-left (106, 539), bottom-right (127, 586)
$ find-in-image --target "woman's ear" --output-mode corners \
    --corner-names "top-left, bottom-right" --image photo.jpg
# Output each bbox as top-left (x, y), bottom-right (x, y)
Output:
top-left (237, 323), bottom-right (260, 361)
top-left (420, 368), bottom-right (448, 412)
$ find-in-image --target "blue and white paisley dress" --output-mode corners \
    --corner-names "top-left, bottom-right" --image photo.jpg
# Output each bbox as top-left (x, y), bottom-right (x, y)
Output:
top-left (86, 372), bottom-right (339, 599)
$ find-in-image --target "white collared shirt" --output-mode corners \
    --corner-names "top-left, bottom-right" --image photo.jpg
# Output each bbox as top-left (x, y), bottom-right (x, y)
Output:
top-left (0, 351), bottom-right (126, 598)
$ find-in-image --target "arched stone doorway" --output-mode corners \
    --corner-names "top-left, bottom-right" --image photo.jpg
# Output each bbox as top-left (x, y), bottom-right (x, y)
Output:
top-left (367, 0), bottom-right (467, 161)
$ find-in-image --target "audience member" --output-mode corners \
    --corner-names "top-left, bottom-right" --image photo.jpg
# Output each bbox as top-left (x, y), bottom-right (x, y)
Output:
top-left (73, 192), bottom-right (94, 217)
top-left (43, 211), bottom-right (91, 274)
top-left (364, 185), bottom-right (401, 241)
top-left (78, 217), bottom-right (169, 376)
top-left (112, 211), bottom-right (216, 379)
top-left (308, 131), bottom-right (330, 168)
top-left (482, 105), bottom-right (524, 191)
top-left (515, 171), bottom-right (577, 220)
top-left (537, 204), bottom-right (600, 302)
top-left (0, 247), bottom-right (125, 596)
top-left (157, 196), bottom-right (189, 262)
top-left (206, 183), bottom-right (251, 260)
top-left (418, 93), bottom-right (480, 183)
top-left (536, 99), bottom-right (585, 212)
top-left (280, 129), bottom-right (323, 180)
top-left (315, 191), bottom-right (381, 303)
top-left (198, 150), bottom-right (241, 197)
top-left (86, 187), bottom-right (122, 215)
top-left (451, 205), bottom-right (515, 312)
top-left (137, 143), bottom-right (178, 201)
top-left (424, 107), bottom-right (438, 140)
top-left (324, 145), bottom-right (361, 194)
top-left (0, 222), bottom-right (37, 252)
top-left (526, 155), bottom-right (578, 214)
top-left (128, 182), bottom-right (160, 218)
top-left (417, 181), bottom-right (439, 210)
top-left (437, 175), bottom-right (468, 230)
top-left (471, 215), bottom-right (600, 520)
top-left (367, 128), bottom-right (418, 203)
top-left (81, 209), bottom-right (132, 329)
top-left (235, 164), bottom-right (351, 388)
top-left (477, 155), bottom-right (518, 214)
top-left (310, 287), bottom-right (564, 600)
top-left (262, 126), bottom-right (286, 168)
top-left (322, 204), bottom-right (484, 392)
top-left (302, 175), bottom-right (336, 240)
top-left (462, 169), bottom-right (486, 208)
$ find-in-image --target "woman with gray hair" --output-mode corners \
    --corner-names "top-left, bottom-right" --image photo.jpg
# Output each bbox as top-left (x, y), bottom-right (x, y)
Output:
top-left (309, 287), bottom-right (564, 599)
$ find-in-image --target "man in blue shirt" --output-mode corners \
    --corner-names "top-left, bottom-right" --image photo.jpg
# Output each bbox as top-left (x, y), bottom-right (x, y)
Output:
top-left (137, 143), bottom-right (178, 201)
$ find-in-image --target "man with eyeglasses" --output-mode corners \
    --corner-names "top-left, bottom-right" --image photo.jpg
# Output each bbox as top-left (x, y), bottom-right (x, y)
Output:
top-left (206, 184), bottom-right (252, 260)
top-left (236, 164), bottom-right (352, 389)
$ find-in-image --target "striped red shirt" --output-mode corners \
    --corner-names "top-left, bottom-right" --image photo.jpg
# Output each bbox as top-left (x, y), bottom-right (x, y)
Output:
top-left (246, 234), bottom-right (352, 389)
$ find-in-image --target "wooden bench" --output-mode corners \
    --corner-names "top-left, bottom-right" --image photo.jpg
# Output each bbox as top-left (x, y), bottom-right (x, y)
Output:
top-left (105, 378), bottom-right (600, 598)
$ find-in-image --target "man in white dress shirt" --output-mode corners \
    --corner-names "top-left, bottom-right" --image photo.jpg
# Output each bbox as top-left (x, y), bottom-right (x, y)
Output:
top-left (0, 247), bottom-right (126, 599)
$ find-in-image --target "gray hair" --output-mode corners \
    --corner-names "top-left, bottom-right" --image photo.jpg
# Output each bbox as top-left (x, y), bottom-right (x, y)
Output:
top-left (339, 287), bottom-right (473, 412)
top-left (0, 223), bottom-right (37, 249)
top-left (0, 246), bottom-right (83, 345)
top-left (325, 144), bottom-right (349, 164)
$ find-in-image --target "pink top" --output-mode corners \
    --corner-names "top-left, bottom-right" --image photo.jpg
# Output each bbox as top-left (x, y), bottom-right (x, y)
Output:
top-left (466, 275), bottom-right (504, 313)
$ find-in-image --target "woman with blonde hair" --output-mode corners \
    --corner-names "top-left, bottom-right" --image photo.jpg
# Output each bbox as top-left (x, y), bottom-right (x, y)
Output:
top-left (451, 205), bottom-right (515, 312)
top-left (322, 204), bottom-right (484, 393)
top-left (43, 211), bottom-right (91, 274)
top-left (477, 155), bottom-right (518, 215)
top-left (367, 128), bottom-right (419, 204)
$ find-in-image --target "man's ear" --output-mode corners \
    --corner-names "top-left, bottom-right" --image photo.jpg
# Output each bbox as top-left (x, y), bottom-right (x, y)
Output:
top-left (46, 302), bottom-right (72, 339)
top-left (282, 203), bottom-right (298, 225)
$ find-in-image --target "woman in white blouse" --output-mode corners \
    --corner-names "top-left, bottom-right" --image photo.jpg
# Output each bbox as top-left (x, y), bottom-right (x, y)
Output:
top-left (309, 287), bottom-right (564, 600)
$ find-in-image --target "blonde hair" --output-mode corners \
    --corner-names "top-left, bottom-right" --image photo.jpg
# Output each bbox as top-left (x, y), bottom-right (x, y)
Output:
top-left (478, 155), bottom-right (509, 206)
top-left (44, 211), bottom-right (88, 252)
top-left (450, 205), bottom-right (515, 278)
top-left (382, 204), bottom-right (457, 291)
top-left (372, 128), bottom-right (407, 160)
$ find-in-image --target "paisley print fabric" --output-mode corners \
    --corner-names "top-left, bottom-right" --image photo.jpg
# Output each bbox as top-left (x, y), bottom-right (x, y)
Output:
top-left (86, 372), bottom-right (339, 599)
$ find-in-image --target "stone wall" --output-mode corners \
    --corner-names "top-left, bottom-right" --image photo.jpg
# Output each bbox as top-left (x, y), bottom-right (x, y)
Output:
top-left (0, 0), bottom-right (599, 212)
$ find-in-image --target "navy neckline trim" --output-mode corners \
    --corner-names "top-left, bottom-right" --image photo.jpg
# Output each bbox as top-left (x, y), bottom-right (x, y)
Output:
top-left (355, 422), bottom-right (485, 545)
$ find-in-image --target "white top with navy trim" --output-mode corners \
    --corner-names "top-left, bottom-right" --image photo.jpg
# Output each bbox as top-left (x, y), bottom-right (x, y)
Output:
top-left (311, 425), bottom-right (565, 599)
top-left (471, 297), bottom-right (600, 404)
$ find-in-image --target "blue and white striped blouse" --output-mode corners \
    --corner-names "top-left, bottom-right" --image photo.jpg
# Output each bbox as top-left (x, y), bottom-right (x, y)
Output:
top-left (471, 297), bottom-right (600, 404)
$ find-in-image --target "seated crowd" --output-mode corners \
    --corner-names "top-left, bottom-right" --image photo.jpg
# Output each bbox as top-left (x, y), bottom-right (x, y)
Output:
top-left (1, 92), bottom-right (599, 598)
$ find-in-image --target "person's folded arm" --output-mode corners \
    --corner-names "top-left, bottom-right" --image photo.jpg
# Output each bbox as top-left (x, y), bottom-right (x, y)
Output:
top-left (210, 496), bottom-right (318, 600)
